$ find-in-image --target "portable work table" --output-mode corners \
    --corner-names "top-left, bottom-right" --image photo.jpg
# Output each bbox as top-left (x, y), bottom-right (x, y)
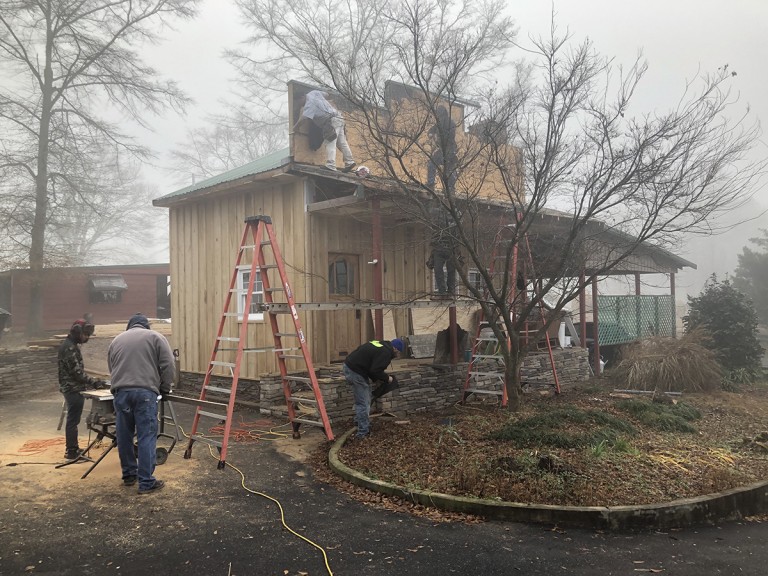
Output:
top-left (56, 389), bottom-right (180, 479)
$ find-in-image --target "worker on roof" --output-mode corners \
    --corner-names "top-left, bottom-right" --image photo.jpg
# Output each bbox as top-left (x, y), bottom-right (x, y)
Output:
top-left (301, 90), bottom-right (356, 173)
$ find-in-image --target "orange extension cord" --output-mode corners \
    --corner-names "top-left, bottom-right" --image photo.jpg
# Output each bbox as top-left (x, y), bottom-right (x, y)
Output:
top-left (1, 437), bottom-right (65, 457)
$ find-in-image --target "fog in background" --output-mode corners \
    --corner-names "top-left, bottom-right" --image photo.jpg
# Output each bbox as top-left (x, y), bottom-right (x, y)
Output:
top-left (135, 0), bottom-right (767, 304)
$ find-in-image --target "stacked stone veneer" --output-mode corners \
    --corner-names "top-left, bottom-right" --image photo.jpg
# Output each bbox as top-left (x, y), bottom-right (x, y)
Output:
top-left (177, 347), bottom-right (589, 426)
top-left (180, 372), bottom-right (261, 406)
top-left (0, 347), bottom-right (59, 398)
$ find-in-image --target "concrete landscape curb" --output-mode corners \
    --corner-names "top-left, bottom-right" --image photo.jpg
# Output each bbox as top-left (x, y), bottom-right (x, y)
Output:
top-left (328, 427), bottom-right (768, 530)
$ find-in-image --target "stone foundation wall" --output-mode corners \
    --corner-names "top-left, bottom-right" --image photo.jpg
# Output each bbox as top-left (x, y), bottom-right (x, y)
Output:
top-left (178, 372), bottom-right (261, 406)
top-left (176, 347), bottom-right (590, 427)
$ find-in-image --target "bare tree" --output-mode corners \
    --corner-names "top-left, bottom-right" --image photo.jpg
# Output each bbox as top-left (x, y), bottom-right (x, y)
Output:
top-left (0, 0), bottom-right (199, 335)
top-left (0, 144), bottom-right (163, 268)
top-left (47, 147), bottom-right (165, 266)
top-left (236, 0), bottom-right (764, 409)
top-left (168, 106), bottom-right (287, 185)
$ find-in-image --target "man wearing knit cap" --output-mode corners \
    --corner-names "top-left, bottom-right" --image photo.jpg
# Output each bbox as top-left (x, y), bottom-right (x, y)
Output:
top-left (58, 318), bottom-right (107, 461)
top-left (108, 313), bottom-right (175, 494)
top-left (343, 338), bottom-right (404, 439)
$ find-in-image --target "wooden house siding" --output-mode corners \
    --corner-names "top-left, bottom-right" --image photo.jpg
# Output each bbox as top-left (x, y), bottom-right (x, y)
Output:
top-left (306, 211), bottom-right (434, 359)
top-left (0, 264), bottom-right (169, 332)
top-left (168, 179), bottom-right (445, 378)
top-left (169, 181), bottom-right (315, 377)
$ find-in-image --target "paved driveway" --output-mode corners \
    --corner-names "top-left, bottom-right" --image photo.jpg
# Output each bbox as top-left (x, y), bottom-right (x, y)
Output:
top-left (1, 391), bottom-right (767, 575)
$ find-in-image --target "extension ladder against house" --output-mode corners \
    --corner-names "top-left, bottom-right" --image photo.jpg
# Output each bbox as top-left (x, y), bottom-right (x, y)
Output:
top-left (462, 221), bottom-right (560, 405)
top-left (183, 215), bottom-right (334, 469)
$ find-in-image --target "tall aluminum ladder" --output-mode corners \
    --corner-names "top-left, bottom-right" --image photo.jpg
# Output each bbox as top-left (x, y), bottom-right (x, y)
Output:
top-left (183, 215), bottom-right (334, 469)
top-left (461, 222), bottom-right (560, 405)
top-left (462, 222), bottom-right (510, 406)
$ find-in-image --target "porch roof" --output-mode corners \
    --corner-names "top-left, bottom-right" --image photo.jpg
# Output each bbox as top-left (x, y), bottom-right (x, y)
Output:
top-left (296, 166), bottom-right (696, 275)
top-left (152, 148), bottom-right (293, 207)
top-left (154, 155), bottom-right (695, 275)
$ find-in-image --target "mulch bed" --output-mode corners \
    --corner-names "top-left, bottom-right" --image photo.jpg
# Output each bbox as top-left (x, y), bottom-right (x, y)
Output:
top-left (313, 382), bottom-right (768, 510)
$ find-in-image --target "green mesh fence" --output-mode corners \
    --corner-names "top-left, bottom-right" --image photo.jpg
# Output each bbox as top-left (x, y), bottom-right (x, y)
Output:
top-left (595, 295), bottom-right (675, 345)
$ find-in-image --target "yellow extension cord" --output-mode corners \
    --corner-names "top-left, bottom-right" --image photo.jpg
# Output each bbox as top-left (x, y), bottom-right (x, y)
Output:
top-left (177, 423), bottom-right (335, 576)
top-left (222, 455), bottom-right (335, 576)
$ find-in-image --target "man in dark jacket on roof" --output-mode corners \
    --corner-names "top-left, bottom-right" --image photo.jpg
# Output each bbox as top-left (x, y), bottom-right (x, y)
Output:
top-left (58, 319), bottom-right (107, 461)
top-left (343, 338), bottom-right (404, 439)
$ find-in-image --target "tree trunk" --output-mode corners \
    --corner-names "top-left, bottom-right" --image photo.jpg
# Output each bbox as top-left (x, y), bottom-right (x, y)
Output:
top-left (504, 347), bottom-right (523, 411)
top-left (26, 18), bottom-right (54, 337)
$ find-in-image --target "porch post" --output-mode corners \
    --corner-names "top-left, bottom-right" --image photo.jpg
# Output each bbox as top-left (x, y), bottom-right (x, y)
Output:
top-left (371, 198), bottom-right (384, 339)
top-left (579, 270), bottom-right (587, 349)
top-left (670, 272), bottom-right (676, 337)
top-left (635, 273), bottom-right (642, 339)
top-left (449, 305), bottom-right (458, 364)
top-left (592, 276), bottom-right (601, 376)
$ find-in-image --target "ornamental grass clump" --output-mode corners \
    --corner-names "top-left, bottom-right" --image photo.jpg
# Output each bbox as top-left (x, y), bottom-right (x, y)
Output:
top-left (610, 332), bottom-right (722, 393)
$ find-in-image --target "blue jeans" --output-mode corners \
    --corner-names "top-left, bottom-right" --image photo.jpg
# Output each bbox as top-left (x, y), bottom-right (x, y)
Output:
top-left (113, 388), bottom-right (158, 490)
top-left (62, 391), bottom-right (85, 455)
top-left (343, 364), bottom-right (371, 437)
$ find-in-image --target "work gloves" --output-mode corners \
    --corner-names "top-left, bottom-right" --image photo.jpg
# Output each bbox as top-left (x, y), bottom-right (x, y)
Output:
top-left (371, 375), bottom-right (399, 405)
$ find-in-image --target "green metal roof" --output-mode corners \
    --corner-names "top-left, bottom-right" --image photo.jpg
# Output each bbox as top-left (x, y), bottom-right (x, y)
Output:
top-left (153, 147), bottom-right (291, 206)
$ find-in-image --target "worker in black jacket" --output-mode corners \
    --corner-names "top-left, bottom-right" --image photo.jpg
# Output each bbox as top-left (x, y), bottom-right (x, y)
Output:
top-left (343, 338), bottom-right (404, 439)
top-left (58, 319), bottom-right (107, 461)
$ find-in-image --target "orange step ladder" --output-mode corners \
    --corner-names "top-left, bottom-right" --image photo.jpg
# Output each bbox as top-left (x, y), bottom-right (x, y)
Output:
top-left (183, 215), bottom-right (334, 469)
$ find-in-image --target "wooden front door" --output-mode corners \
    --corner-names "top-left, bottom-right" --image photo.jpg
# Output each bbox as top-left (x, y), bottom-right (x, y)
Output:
top-left (328, 253), bottom-right (362, 361)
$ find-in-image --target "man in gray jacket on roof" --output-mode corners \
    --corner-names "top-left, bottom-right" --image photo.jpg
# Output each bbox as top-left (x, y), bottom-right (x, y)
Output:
top-left (109, 313), bottom-right (175, 494)
top-left (302, 90), bottom-right (356, 172)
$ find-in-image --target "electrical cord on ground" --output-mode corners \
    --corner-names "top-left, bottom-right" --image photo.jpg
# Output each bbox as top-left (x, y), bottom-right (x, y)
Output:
top-left (206, 417), bottom-right (292, 442)
top-left (211, 446), bottom-right (335, 576)
top-left (2, 437), bottom-right (67, 465)
top-left (1, 437), bottom-right (65, 456)
top-left (177, 423), bottom-right (335, 576)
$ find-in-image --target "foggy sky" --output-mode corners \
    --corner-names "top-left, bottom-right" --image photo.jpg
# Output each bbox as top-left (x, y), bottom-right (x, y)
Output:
top-left (140, 0), bottom-right (768, 296)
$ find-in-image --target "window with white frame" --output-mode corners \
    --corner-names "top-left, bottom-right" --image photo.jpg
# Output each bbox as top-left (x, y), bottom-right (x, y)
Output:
top-left (467, 269), bottom-right (485, 295)
top-left (237, 266), bottom-right (264, 321)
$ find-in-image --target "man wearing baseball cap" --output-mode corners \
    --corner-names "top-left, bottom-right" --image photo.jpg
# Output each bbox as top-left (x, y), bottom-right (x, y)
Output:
top-left (343, 338), bottom-right (404, 439)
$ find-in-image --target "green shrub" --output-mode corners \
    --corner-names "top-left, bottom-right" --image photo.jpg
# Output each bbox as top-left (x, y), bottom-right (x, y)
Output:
top-left (684, 275), bottom-right (764, 373)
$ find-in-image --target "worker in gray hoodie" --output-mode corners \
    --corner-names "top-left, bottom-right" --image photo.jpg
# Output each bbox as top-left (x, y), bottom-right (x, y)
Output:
top-left (108, 313), bottom-right (175, 494)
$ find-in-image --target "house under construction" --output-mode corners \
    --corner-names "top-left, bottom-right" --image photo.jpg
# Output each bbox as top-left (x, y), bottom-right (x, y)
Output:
top-left (153, 80), bottom-right (694, 433)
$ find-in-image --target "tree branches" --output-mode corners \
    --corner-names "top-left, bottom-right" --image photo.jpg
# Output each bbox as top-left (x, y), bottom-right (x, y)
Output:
top-left (232, 0), bottom-right (764, 408)
top-left (0, 0), bottom-right (199, 333)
